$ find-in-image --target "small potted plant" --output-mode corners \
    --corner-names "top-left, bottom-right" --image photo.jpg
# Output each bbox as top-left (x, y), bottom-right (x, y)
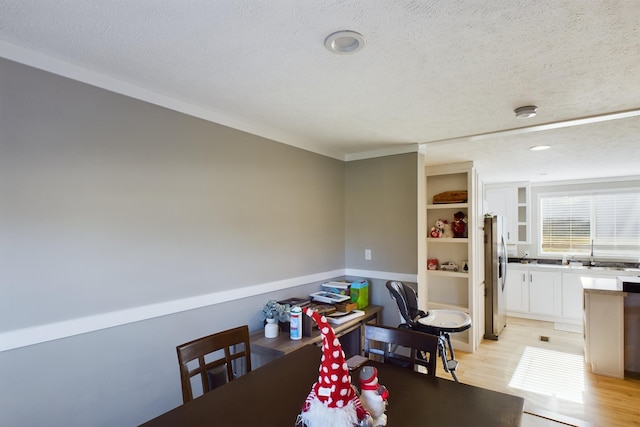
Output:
top-left (259, 300), bottom-right (290, 338)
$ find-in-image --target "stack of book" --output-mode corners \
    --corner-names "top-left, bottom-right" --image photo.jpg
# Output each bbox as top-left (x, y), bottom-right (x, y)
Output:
top-left (277, 297), bottom-right (311, 308)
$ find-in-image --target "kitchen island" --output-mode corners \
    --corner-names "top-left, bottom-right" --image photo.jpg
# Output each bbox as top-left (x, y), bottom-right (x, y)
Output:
top-left (582, 277), bottom-right (627, 378)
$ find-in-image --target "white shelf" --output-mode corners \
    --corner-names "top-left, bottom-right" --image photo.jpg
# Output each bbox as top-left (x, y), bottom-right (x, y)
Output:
top-left (424, 162), bottom-right (477, 353)
top-left (427, 270), bottom-right (468, 278)
top-left (427, 238), bottom-right (468, 243)
top-left (427, 203), bottom-right (469, 210)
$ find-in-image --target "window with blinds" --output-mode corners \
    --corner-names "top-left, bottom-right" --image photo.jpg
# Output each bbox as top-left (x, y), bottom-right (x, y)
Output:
top-left (540, 191), bottom-right (640, 256)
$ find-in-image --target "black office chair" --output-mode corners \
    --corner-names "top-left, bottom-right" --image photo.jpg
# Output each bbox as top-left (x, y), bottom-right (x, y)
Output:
top-left (386, 280), bottom-right (471, 382)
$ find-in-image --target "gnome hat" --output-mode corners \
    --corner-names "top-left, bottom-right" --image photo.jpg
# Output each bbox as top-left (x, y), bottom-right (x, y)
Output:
top-left (297, 308), bottom-right (368, 427)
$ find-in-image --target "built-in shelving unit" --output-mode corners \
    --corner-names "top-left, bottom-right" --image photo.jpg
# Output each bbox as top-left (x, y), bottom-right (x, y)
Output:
top-left (517, 186), bottom-right (529, 243)
top-left (423, 162), bottom-right (478, 352)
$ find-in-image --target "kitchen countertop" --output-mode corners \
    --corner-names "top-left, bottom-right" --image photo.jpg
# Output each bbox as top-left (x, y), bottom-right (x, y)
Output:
top-left (581, 276), bottom-right (626, 295)
top-left (508, 261), bottom-right (640, 275)
top-left (508, 260), bottom-right (640, 295)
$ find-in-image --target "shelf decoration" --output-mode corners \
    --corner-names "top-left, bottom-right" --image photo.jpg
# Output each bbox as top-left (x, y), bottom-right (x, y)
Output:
top-left (440, 261), bottom-right (460, 272)
top-left (297, 308), bottom-right (371, 427)
top-left (452, 211), bottom-right (467, 238)
top-left (433, 190), bottom-right (467, 204)
top-left (430, 219), bottom-right (454, 238)
top-left (258, 300), bottom-right (290, 338)
top-left (461, 260), bottom-right (469, 273)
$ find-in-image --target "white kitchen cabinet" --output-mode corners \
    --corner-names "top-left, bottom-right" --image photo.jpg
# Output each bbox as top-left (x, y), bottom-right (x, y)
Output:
top-left (528, 270), bottom-right (562, 316)
top-left (484, 182), bottom-right (530, 244)
top-left (564, 271), bottom-right (637, 322)
top-left (485, 186), bottom-right (517, 244)
top-left (506, 264), bottom-right (562, 319)
top-left (506, 266), bottom-right (529, 312)
top-left (561, 273), bottom-right (587, 320)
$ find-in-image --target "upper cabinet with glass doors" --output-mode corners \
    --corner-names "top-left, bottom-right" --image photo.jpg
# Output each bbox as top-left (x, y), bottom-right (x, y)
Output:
top-left (484, 182), bottom-right (530, 244)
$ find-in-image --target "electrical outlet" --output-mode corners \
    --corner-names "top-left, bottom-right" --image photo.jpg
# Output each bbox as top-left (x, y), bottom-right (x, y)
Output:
top-left (365, 249), bottom-right (372, 260)
top-left (524, 250), bottom-right (530, 257)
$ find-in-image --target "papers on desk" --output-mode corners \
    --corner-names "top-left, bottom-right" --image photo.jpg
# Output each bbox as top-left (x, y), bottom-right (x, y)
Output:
top-left (325, 310), bottom-right (365, 325)
top-left (322, 281), bottom-right (351, 294)
top-left (310, 291), bottom-right (350, 304)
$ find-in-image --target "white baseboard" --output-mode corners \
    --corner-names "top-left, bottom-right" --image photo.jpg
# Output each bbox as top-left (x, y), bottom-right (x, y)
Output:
top-left (554, 322), bottom-right (583, 333)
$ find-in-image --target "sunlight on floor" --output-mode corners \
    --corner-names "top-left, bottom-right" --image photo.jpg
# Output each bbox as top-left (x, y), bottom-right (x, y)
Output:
top-left (508, 346), bottom-right (586, 403)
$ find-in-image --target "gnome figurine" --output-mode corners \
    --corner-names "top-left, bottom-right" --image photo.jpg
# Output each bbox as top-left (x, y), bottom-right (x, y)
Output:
top-left (359, 366), bottom-right (389, 426)
top-left (296, 308), bottom-right (370, 427)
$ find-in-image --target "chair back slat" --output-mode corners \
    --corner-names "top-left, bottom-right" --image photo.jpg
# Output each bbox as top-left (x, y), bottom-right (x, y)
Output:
top-left (364, 324), bottom-right (437, 376)
top-left (176, 325), bottom-right (252, 403)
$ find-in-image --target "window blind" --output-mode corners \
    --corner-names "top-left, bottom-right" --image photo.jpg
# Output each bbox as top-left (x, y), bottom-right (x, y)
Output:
top-left (593, 194), bottom-right (640, 253)
top-left (541, 192), bottom-right (640, 256)
top-left (541, 196), bottom-right (590, 253)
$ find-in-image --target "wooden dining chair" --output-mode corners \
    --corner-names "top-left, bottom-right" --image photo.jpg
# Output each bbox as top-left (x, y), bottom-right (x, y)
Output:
top-left (176, 325), bottom-right (252, 403)
top-left (364, 324), bottom-right (438, 376)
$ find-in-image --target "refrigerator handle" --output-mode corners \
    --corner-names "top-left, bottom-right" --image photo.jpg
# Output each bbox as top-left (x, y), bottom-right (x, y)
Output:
top-left (499, 236), bottom-right (507, 291)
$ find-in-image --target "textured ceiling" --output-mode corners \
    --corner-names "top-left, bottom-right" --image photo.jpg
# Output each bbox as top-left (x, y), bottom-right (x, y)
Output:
top-left (0, 1), bottom-right (639, 183)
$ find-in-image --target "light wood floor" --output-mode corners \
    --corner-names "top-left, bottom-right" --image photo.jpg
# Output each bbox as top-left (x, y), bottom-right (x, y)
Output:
top-left (434, 317), bottom-right (640, 427)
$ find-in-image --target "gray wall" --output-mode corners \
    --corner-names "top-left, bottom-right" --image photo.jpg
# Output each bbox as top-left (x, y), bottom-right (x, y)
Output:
top-left (0, 58), bottom-right (419, 426)
top-left (345, 153), bottom-right (418, 274)
top-left (0, 57), bottom-right (345, 330)
top-left (0, 280), bottom-right (332, 426)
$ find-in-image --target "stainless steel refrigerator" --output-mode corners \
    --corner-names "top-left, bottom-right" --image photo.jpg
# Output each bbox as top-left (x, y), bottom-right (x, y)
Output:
top-left (484, 215), bottom-right (508, 340)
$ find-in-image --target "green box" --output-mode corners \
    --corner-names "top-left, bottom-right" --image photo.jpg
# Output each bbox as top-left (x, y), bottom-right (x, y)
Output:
top-left (350, 279), bottom-right (369, 309)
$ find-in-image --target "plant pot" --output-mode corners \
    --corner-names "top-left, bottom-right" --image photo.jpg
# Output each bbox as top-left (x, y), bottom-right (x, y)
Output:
top-left (264, 318), bottom-right (279, 338)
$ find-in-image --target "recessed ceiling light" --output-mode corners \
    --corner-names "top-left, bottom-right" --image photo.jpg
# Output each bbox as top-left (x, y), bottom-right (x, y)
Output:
top-left (515, 105), bottom-right (538, 119)
top-left (324, 30), bottom-right (366, 55)
top-left (529, 145), bottom-right (551, 151)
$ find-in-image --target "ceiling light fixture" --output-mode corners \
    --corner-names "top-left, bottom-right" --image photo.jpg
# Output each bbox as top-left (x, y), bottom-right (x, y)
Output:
top-left (515, 105), bottom-right (538, 119)
top-left (324, 30), bottom-right (366, 55)
top-left (529, 145), bottom-right (551, 151)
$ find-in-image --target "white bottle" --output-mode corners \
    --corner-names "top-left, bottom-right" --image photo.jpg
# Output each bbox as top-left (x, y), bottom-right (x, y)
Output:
top-left (290, 306), bottom-right (302, 340)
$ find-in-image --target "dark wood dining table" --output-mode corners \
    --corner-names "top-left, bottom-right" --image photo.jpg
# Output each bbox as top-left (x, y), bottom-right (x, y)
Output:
top-left (140, 344), bottom-right (524, 426)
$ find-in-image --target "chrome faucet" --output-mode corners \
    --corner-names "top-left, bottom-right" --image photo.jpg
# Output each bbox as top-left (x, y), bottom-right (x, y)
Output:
top-left (590, 239), bottom-right (596, 266)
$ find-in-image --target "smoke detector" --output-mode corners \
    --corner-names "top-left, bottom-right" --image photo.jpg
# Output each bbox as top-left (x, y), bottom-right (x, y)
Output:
top-left (514, 106), bottom-right (538, 119)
